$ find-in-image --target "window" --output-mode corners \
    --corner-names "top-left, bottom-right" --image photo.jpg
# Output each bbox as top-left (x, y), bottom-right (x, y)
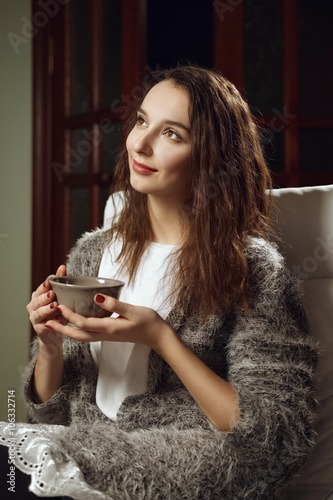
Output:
top-left (32, 0), bottom-right (333, 290)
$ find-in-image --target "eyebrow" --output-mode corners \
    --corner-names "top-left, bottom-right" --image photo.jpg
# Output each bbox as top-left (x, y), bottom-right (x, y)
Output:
top-left (137, 107), bottom-right (191, 135)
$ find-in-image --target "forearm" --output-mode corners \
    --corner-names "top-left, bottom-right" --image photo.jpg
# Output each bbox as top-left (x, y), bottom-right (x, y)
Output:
top-left (32, 338), bottom-right (64, 403)
top-left (155, 326), bottom-right (240, 432)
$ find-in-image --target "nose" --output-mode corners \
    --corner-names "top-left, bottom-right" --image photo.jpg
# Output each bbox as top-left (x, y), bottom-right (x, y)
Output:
top-left (132, 130), bottom-right (153, 157)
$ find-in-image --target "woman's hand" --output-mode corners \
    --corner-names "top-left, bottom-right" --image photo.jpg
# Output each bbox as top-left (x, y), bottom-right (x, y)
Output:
top-left (27, 265), bottom-right (67, 403)
top-left (26, 265), bottom-right (67, 346)
top-left (45, 293), bottom-right (240, 431)
top-left (45, 294), bottom-right (173, 352)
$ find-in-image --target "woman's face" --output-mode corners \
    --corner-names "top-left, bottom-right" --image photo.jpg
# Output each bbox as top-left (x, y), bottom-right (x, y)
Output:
top-left (126, 80), bottom-right (192, 204)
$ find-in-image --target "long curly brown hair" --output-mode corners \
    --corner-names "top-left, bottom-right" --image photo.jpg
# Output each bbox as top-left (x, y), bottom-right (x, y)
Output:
top-left (110, 65), bottom-right (273, 317)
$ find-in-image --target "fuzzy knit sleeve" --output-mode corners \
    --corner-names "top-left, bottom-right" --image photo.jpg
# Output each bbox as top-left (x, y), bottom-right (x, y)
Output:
top-left (21, 229), bottom-right (108, 424)
top-left (65, 228), bottom-right (109, 277)
top-left (222, 237), bottom-right (319, 497)
top-left (22, 336), bottom-right (97, 425)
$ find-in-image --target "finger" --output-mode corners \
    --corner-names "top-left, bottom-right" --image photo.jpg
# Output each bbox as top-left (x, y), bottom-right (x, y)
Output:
top-left (37, 289), bottom-right (55, 307)
top-left (55, 304), bottom-right (118, 333)
top-left (45, 319), bottom-right (101, 343)
top-left (31, 279), bottom-right (50, 300)
top-left (27, 288), bottom-right (56, 314)
top-left (56, 264), bottom-right (67, 277)
top-left (94, 294), bottom-right (132, 318)
top-left (55, 305), bottom-right (102, 332)
top-left (29, 299), bottom-right (59, 324)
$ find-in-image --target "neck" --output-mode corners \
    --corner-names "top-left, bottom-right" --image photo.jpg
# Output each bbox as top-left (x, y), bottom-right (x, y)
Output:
top-left (147, 195), bottom-right (187, 245)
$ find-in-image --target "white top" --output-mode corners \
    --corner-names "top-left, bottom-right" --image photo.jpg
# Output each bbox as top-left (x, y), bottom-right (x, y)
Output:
top-left (90, 236), bottom-right (177, 420)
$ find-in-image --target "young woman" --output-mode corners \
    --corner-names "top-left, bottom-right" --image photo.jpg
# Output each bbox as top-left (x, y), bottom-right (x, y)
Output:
top-left (0, 66), bottom-right (318, 499)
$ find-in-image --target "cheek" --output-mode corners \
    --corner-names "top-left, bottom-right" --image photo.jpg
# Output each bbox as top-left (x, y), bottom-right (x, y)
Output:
top-left (164, 151), bottom-right (191, 174)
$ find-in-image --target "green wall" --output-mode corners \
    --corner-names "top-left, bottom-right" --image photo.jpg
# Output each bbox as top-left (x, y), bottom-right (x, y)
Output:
top-left (0, 0), bottom-right (32, 423)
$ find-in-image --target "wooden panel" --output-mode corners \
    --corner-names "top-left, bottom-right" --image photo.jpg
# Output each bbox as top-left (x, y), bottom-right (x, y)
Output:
top-left (32, 0), bottom-right (53, 290)
top-left (121, 0), bottom-right (147, 96)
top-left (90, 0), bottom-right (102, 113)
top-left (283, 0), bottom-right (299, 186)
top-left (300, 173), bottom-right (333, 186)
top-left (89, 0), bottom-right (102, 229)
top-left (213, 0), bottom-right (244, 91)
top-left (51, 2), bottom-right (71, 267)
top-left (32, 0), bottom-right (333, 316)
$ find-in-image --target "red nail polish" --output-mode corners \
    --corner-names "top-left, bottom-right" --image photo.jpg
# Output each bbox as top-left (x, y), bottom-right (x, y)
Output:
top-left (96, 294), bottom-right (105, 303)
top-left (50, 303), bottom-right (55, 309)
top-left (43, 281), bottom-right (48, 288)
top-left (47, 291), bottom-right (51, 298)
top-left (56, 306), bottom-right (63, 313)
top-left (45, 324), bottom-right (53, 330)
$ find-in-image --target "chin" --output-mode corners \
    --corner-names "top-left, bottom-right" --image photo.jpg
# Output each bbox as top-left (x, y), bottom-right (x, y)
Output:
top-left (129, 178), bottom-right (153, 195)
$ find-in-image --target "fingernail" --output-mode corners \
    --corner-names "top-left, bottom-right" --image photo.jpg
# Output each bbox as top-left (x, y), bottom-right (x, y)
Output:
top-left (95, 294), bottom-right (105, 303)
top-left (43, 281), bottom-right (48, 288)
top-left (50, 302), bottom-right (55, 309)
top-left (47, 291), bottom-right (51, 298)
top-left (56, 306), bottom-right (63, 313)
top-left (45, 324), bottom-right (53, 330)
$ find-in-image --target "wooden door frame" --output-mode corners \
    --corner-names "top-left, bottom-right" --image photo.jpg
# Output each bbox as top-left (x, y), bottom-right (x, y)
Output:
top-left (32, 0), bottom-right (53, 291)
top-left (32, 0), bottom-right (147, 294)
top-left (32, 0), bottom-right (333, 297)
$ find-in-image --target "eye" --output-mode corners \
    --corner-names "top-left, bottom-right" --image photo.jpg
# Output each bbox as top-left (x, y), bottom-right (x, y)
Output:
top-left (164, 129), bottom-right (181, 141)
top-left (136, 116), bottom-right (147, 127)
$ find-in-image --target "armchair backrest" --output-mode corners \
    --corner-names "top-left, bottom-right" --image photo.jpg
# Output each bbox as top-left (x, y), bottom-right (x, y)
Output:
top-left (272, 185), bottom-right (333, 500)
top-left (103, 186), bottom-right (333, 499)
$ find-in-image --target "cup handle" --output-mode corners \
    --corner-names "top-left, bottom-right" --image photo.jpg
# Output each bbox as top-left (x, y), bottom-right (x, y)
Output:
top-left (46, 274), bottom-right (57, 282)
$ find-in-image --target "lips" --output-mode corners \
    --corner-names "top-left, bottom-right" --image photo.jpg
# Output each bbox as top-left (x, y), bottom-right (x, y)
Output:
top-left (132, 159), bottom-right (158, 175)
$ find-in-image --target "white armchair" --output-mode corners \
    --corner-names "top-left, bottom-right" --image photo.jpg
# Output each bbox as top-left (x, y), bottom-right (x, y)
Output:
top-left (272, 185), bottom-right (333, 500)
top-left (103, 185), bottom-right (333, 498)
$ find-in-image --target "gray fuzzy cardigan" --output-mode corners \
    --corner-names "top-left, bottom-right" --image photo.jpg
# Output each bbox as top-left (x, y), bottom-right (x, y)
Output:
top-left (23, 230), bottom-right (318, 499)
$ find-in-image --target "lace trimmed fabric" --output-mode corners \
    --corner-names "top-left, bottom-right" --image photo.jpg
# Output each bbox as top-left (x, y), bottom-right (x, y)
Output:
top-left (0, 422), bottom-right (110, 499)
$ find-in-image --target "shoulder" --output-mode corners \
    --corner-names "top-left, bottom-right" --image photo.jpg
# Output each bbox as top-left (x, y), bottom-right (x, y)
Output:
top-left (244, 236), bottom-right (289, 288)
top-left (69, 227), bottom-right (109, 252)
top-left (66, 228), bottom-right (110, 276)
top-left (245, 236), bottom-right (284, 272)
top-left (244, 236), bottom-right (306, 319)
